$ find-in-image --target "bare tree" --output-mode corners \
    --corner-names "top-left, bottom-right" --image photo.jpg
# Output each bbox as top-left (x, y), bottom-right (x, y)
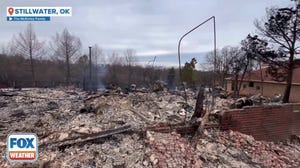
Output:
top-left (206, 46), bottom-right (235, 88)
top-left (105, 52), bottom-right (122, 85)
top-left (228, 47), bottom-right (253, 98)
top-left (124, 49), bottom-right (137, 66)
top-left (123, 49), bottom-right (138, 86)
top-left (0, 42), bottom-right (15, 55)
top-left (91, 44), bottom-right (104, 65)
top-left (253, 1), bottom-right (300, 103)
top-left (51, 28), bottom-right (81, 85)
top-left (13, 23), bottom-right (45, 86)
top-left (108, 52), bottom-right (123, 65)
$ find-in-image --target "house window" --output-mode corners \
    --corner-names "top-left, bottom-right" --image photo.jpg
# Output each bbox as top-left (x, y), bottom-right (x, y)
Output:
top-left (256, 86), bottom-right (260, 90)
top-left (243, 84), bottom-right (247, 89)
top-left (249, 82), bottom-right (254, 87)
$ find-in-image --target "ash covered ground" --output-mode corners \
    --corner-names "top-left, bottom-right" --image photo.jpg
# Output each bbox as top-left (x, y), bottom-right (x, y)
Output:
top-left (0, 88), bottom-right (299, 168)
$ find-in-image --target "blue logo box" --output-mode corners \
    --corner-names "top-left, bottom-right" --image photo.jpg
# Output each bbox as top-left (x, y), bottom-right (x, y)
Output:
top-left (7, 16), bottom-right (50, 21)
top-left (6, 133), bottom-right (38, 163)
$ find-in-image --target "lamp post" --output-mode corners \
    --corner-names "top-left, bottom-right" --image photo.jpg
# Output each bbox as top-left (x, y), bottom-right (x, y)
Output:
top-left (177, 16), bottom-right (217, 108)
top-left (89, 46), bottom-right (92, 91)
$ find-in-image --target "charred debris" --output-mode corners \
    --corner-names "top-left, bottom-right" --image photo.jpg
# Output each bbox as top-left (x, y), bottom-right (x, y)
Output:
top-left (0, 86), bottom-right (299, 168)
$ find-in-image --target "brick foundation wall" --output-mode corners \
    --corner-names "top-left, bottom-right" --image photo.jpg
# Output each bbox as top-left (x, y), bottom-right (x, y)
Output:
top-left (220, 104), bottom-right (300, 141)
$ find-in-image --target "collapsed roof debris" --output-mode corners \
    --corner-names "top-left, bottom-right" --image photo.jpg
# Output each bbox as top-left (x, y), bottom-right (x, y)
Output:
top-left (0, 88), bottom-right (299, 167)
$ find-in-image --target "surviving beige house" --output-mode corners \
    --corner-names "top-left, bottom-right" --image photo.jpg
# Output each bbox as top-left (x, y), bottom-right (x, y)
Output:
top-left (225, 65), bottom-right (300, 103)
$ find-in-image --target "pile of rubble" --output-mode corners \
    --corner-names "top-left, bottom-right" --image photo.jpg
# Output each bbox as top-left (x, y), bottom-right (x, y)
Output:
top-left (0, 88), bottom-right (196, 167)
top-left (145, 131), bottom-right (202, 167)
top-left (0, 88), bottom-right (299, 167)
top-left (197, 129), bottom-right (300, 167)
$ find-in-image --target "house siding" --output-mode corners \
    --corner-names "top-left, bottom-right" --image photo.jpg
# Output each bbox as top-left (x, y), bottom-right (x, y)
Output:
top-left (226, 80), bottom-right (300, 103)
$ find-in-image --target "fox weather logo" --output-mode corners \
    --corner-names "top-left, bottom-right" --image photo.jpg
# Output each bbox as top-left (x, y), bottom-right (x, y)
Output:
top-left (6, 133), bottom-right (38, 162)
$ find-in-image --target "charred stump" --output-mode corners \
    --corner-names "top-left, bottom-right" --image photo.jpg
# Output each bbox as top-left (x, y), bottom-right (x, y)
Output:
top-left (192, 87), bottom-right (204, 119)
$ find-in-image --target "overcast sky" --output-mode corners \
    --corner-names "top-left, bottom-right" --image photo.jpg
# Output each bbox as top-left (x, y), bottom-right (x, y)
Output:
top-left (0, 0), bottom-right (293, 63)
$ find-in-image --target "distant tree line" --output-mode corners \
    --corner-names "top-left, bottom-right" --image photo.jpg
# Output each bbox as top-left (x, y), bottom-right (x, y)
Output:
top-left (0, 52), bottom-right (214, 89)
top-left (0, 23), bottom-right (213, 89)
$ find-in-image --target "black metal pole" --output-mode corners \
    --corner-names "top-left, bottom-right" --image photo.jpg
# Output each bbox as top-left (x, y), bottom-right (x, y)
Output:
top-left (89, 46), bottom-right (92, 91)
top-left (177, 16), bottom-right (215, 80)
top-left (177, 16), bottom-right (217, 108)
top-left (212, 16), bottom-right (217, 108)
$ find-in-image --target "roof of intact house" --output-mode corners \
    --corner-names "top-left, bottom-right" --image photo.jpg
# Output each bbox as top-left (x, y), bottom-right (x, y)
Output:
top-left (226, 64), bottom-right (300, 85)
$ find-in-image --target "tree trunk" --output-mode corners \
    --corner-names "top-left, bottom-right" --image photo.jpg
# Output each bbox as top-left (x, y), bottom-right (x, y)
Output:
top-left (282, 54), bottom-right (294, 103)
top-left (233, 74), bottom-right (239, 98)
top-left (237, 59), bottom-right (249, 96)
top-left (221, 72), bottom-right (226, 88)
top-left (29, 56), bottom-right (35, 87)
top-left (66, 55), bottom-right (70, 85)
top-left (128, 66), bottom-right (132, 87)
top-left (29, 43), bottom-right (35, 87)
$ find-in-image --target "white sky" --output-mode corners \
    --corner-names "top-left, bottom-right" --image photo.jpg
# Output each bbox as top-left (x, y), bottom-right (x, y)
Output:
top-left (0, 0), bottom-right (293, 58)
